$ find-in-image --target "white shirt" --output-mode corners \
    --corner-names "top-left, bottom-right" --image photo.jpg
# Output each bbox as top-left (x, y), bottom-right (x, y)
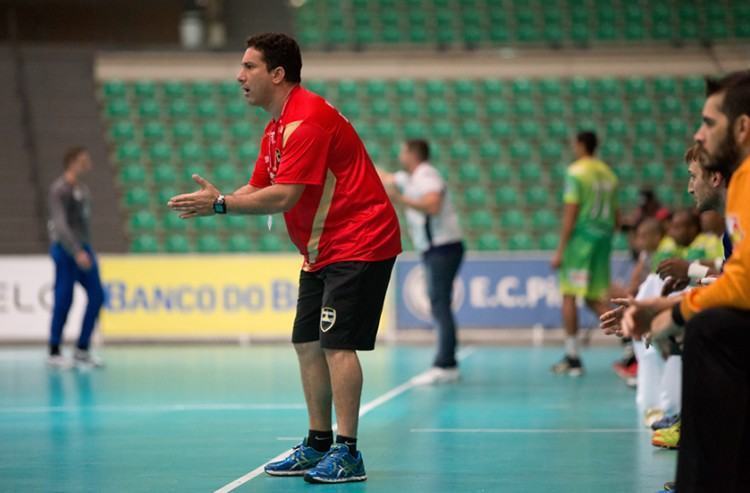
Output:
top-left (394, 162), bottom-right (463, 252)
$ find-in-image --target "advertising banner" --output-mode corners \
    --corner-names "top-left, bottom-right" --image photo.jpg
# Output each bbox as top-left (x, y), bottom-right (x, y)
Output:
top-left (395, 253), bottom-right (632, 329)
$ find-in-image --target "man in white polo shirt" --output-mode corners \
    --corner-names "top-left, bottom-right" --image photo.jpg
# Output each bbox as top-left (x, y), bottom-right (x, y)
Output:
top-left (380, 139), bottom-right (465, 384)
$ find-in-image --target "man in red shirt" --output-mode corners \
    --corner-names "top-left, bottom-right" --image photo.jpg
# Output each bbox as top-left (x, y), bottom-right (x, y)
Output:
top-left (168, 33), bottom-right (401, 484)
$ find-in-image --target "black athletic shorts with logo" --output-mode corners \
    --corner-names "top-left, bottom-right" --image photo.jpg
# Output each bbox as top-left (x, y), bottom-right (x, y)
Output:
top-left (292, 257), bottom-right (396, 350)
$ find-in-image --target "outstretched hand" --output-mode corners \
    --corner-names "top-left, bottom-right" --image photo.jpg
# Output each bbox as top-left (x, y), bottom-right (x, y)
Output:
top-left (167, 174), bottom-right (220, 219)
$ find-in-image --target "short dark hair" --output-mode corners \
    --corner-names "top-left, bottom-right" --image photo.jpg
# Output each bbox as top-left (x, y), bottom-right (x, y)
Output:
top-left (705, 70), bottom-right (750, 125)
top-left (63, 146), bottom-right (86, 170)
top-left (246, 33), bottom-right (302, 83)
top-left (576, 131), bottom-right (598, 154)
top-left (404, 139), bottom-right (430, 161)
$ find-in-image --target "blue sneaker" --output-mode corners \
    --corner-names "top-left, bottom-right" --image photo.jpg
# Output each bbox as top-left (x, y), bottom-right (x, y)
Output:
top-left (264, 439), bottom-right (327, 476)
top-left (303, 443), bottom-right (367, 484)
top-left (651, 414), bottom-right (680, 431)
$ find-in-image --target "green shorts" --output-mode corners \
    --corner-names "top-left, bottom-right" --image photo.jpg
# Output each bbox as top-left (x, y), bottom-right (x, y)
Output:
top-left (559, 232), bottom-right (612, 300)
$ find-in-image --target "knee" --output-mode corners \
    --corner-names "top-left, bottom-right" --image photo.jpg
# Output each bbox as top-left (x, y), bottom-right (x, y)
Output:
top-left (323, 348), bottom-right (355, 364)
top-left (294, 341), bottom-right (324, 360)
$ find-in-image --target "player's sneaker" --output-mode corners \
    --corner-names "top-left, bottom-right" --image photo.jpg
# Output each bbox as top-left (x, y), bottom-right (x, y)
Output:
top-left (46, 354), bottom-right (73, 370)
top-left (652, 420), bottom-right (680, 449)
top-left (651, 414), bottom-right (680, 431)
top-left (644, 408), bottom-right (665, 428)
top-left (551, 356), bottom-right (584, 377)
top-left (411, 366), bottom-right (460, 385)
top-left (613, 358), bottom-right (638, 387)
top-left (73, 349), bottom-right (105, 369)
top-left (662, 481), bottom-right (676, 491)
top-left (264, 439), bottom-right (327, 476)
top-left (303, 443), bottom-right (367, 484)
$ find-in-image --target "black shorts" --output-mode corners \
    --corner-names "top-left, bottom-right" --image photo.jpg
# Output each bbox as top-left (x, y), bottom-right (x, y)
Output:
top-left (292, 257), bottom-right (396, 350)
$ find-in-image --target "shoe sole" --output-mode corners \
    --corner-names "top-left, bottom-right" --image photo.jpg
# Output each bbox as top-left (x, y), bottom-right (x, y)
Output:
top-left (651, 440), bottom-right (678, 450)
top-left (304, 474), bottom-right (367, 484)
top-left (264, 469), bottom-right (311, 477)
top-left (568, 369), bottom-right (584, 377)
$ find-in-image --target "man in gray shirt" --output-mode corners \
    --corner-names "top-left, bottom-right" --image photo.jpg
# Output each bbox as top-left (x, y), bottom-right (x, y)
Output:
top-left (47, 146), bottom-right (104, 368)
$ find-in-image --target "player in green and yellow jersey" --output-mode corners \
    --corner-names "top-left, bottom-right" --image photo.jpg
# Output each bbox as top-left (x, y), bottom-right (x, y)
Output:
top-left (551, 131), bottom-right (619, 376)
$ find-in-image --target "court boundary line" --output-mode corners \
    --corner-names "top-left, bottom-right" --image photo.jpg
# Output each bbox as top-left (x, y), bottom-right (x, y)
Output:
top-left (0, 403), bottom-right (306, 414)
top-left (213, 347), bottom-right (477, 493)
top-left (410, 428), bottom-right (648, 433)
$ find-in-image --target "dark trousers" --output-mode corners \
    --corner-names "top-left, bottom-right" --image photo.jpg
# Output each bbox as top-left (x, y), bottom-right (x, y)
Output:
top-left (422, 242), bottom-right (464, 368)
top-left (676, 308), bottom-right (750, 493)
top-left (49, 243), bottom-right (105, 351)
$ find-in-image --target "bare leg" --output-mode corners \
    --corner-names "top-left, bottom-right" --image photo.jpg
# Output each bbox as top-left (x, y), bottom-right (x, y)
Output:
top-left (324, 349), bottom-right (362, 438)
top-left (294, 341), bottom-right (332, 431)
top-left (562, 294), bottom-right (578, 337)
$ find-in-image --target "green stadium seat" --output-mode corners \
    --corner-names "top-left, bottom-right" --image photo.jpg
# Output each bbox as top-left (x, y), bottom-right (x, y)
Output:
top-left (479, 142), bottom-right (501, 161)
top-left (512, 78), bottom-right (534, 98)
top-left (398, 99), bottom-right (420, 119)
top-left (656, 184), bottom-right (675, 204)
top-left (143, 121), bottom-right (165, 140)
top-left (138, 99), bottom-right (160, 119)
top-left (404, 121), bottom-right (428, 139)
top-left (131, 234), bottom-right (160, 253)
top-left (191, 81), bottom-right (214, 99)
top-left (489, 121), bottom-right (512, 139)
top-left (635, 119), bottom-right (658, 139)
top-left (157, 186), bottom-right (178, 206)
top-left (630, 97), bottom-right (653, 116)
top-left (662, 139), bottom-right (687, 160)
top-left (425, 80), bottom-right (447, 98)
top-left (463, 186), bottom-right (488, 207)
top-left (431, 120), bottom-right (455, 139)
top-left (197, 235), bottom-right (223, 253)
top-left (681, 76), bottom-right (705, 97)
top-left (519, 162), bottom-right (542, 182)
top-left (624, 77), bottom-right (647, 97)
top-left (230, 121), bottom-right (253, 141)
top-left (568, 77), bottom-right (591, 98)
top-left (103, 80), bottom-right (127, 98)
top-left (226, 215), bottom-right (248, 231)
top-left (539, 78), bottom-right (562, 97)
top-left (110, 121), bottom-right (135, 142)
top-left (494, 186), bottom-right (518, 207)
top-left (453, 79), bottom-right (477, 97)
top-left (116, 142), bottom-right (142, 162)
top-left (119, 163), bottom-right (146, 185)
top-left (538, 232), bottom-right (559, 250)
top-left (606, 118), bottom-right (628, 138)
top-left (532, 209), bottom-right (559, 230)
top-left (486, 99), bottom-right (509, 119)
top-left (468, 210), bottom-right (493, 230)
top-left (653, 76), bottom-right (678, 96)
top-left (224, 100), bottom-right (248, 119)
top-left (428, 99), bottom-right (449, 118)
top-left (106, 99), bottom-right (130, 118)
top-left (543, 97), bottom-right (565, 117)
top-left (551, 163), bottom-right (567, 181)
top-left (660, 97), bottom-right (682, 116)
top-left (149, 142), bottom-right (172, 162)
top-left (482, 79), bottom-right (504, 97)
top-left (461, 119), bottom-right (484, 140)
top-left (618, 185), bottom-right (640, 205)
top-left (510, 142), bottom-right (532, 161)
top-left (124, 187), bottom-right (151, 210)
top-left (163, 212), bottom-right (189, 232)
top-left (665, 118), bottom-right (689, 139)
top-left (228, 234), bottom-right (254, 252)
top-left (457, 100), bottom-right (478, 118)
top-left (517, 120), bottom-right (540, 139)
top-left (201, 120), bottom-right (224, 141)
top-left (476, 233), bottom-right (502, 251)
top-left (169, 99), bottom-right (191, 119)
top-left (458, 163), bottom-right (482, 184)
top-left (594, 77), bottom-right (621, 97)
top-left (490, 163), bottom-right (512, 183)
top-left (375, 121), bottom-right (396, 140)
top-left (514, 98), bottom-right (536, 118)
top-left (165, 234), bottom-right (191, 253)
top-left (196, 100), bottom-right (218, 119)
top-left (613, 163), bottom-right (637, 182)
top-left (180, 143), bottom-right (204, 163)
top-left (259, 234), bottom-right (284, 252)
top-left (340, 101), bottom-right (360, 119)
top-left (213, 162), bottom-right (238, 187)
top-left (508, 232), bottom-right (534, 250)
top-left (525, 186), bottom-right (548, 207)
top-left (547, 119), bottom-right (568, 139)
top-left (395, 79), bottom-right (416, 98)
top-left (451, 141), bottom-right (471, 161)
top-left (501, 209), bottom-right (526, 229)
top-left (129, 210), bottom-right (157, 231)
top-left (642, 162), bottom-right (666, 181)
top-left (366, 80), bottom-right (388, 98)
top-left (208, 143), bottom-right (230, 162)
top-left (633, 141), bottom-right (656, 160)
top-left (541, 141), bottom-right (564, 162)
top-left (172, 120), bottom-right (195, 141)
top-left (219, 80), bottom-right (239, 99)
top-left (195, 216), bottom-right (219, 232)
top-left (601, 141), bottom-right (625, 160)
top-left (163, 81), bottom-right (186, 99)
top-left (602, 98), bottom-right (624, 116)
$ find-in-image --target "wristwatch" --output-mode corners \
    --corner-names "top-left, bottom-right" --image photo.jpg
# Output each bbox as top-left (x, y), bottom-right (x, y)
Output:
top-left (213, 194), bottom-right (227, 214)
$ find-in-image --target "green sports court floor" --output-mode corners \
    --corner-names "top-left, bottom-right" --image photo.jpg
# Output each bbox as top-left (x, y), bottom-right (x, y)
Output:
top-left (0, 345), bottom-right (674, 492)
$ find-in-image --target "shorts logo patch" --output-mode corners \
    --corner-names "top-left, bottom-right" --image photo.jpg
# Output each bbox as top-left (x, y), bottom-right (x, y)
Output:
top-left (320, 307), bottom-right (336, 332)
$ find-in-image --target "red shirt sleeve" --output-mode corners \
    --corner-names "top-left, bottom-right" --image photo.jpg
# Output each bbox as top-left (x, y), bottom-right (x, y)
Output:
top-left (274, 122), bottom-right (331, 186)
top-left (249, 139), bottom-right (271, 188)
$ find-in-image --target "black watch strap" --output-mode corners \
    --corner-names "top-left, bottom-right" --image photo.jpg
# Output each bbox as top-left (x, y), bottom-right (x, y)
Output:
top-left (213, 194), bottom-right (227, 214)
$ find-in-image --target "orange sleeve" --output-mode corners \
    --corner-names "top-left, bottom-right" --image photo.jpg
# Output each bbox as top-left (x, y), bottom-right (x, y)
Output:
top-left (680, 160), bottom-right (750, 320)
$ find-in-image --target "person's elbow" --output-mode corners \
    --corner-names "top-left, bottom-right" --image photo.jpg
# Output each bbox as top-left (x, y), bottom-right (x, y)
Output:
top-left (277, 185), bottom-right (304, 212)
